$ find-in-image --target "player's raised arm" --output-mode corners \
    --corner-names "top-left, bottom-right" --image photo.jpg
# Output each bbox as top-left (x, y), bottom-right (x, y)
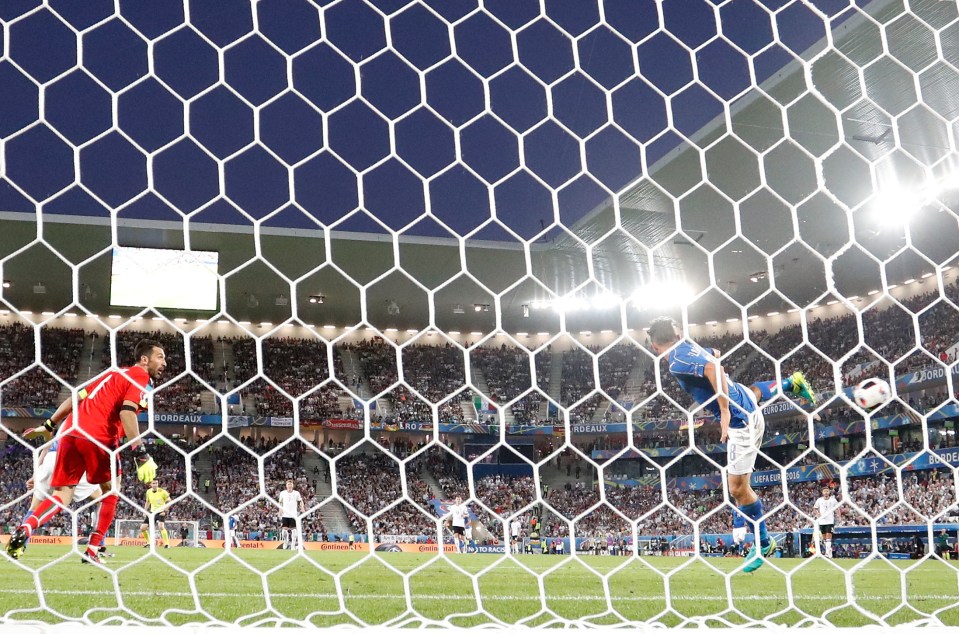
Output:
top-left (702, 360), bottom-right (732, 442)
top-left (23, 386), bottom-right (90, 441)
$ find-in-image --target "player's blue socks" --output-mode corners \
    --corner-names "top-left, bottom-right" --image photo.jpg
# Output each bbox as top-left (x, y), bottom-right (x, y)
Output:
top-left (732, 508), bottom-right (745, 530)
top-left (754, 378), bottom-right (793, 402)
top-left (739, 500), bottom-right (769, 548)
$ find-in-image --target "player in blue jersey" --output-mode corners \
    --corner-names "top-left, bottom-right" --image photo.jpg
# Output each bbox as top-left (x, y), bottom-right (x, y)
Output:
top-left (647, 317), bottom-right (817, 573)
top-left (227, 514), bottom-right (242, 549)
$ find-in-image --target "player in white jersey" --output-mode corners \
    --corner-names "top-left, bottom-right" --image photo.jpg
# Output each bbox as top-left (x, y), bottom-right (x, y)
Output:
top-left (510, 518), bottom-right (522, 554)
top-left (277, 479), bottom-right (305, 550)
top-left (813, 486), bottom-right (840, 558)
top-left (442, 496), bottom-right (470, 554)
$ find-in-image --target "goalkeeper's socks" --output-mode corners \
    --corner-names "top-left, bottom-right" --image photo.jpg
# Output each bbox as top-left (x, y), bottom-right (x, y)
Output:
top-left (89, 531), bottom-right (105, 548)
top-left (161, 529), bottom-right (170, 547)
top-left (22, 495), bottom-right (65, 534)
top-left (740, 500), bottom-right (770, 548)
top-left (92, 493), bottom-right (119, 546)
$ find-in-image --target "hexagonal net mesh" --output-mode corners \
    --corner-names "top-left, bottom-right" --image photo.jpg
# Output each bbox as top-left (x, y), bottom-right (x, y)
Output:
top-left (1, 0), bottom-right (959, 630)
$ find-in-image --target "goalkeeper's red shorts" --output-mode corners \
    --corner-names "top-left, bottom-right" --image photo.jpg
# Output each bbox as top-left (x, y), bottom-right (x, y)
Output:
top-left (51, 435), bottom-right (117, 487)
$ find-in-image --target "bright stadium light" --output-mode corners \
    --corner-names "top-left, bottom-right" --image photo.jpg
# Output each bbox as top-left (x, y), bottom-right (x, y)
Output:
top-left (874, 184), bottom-right (917, 226)
top-left (630, 282), bottom-right (693, 310)
top-left (874, 170), bottom-right (956, 228)
top-left (552, 295), bottom-right (589, 313)
top-left (591, 292), bottom-right (620, 309)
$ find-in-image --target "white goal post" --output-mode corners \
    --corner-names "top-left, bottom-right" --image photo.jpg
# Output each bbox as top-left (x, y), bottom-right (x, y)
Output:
top-left (113, 519), bottom-right (199, 548)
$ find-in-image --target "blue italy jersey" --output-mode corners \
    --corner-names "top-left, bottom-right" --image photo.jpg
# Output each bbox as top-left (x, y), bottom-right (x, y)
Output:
top-left (667, 340), bottom-right (756, 429)
top-left (229, 516), bottom-right (238, 530)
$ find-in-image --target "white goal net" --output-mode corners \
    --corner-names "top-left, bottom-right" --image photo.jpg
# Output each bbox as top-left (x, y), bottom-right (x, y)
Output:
top-left (1, 0), bottom-right (958, 630)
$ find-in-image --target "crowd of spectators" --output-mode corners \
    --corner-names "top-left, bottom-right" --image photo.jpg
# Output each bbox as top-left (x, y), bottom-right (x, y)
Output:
top-left (731, 280), bottom-right (959, 395)
top-left (3, 431), bottom-right (958, 546)
top-left (205, 439), bottom-right (327, 541)
top-left (334, 448), bottom-right (404, 532)
top-left (553, 344), bottom-right (643, 425)
top-left (471, 344), bottom-right (552, 424)
top-left (3, 281), bottom-right (958, 424)
top-left (0, 325), bottom-right (86, 408)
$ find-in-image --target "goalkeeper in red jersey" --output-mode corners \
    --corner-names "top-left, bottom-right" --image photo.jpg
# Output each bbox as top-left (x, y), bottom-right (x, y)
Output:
top-left (6, 340), bottom-right (166, 564)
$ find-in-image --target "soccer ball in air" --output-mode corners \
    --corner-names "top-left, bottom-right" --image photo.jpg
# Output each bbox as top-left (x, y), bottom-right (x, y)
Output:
top-left (853, 377), bottom-right (892, 409)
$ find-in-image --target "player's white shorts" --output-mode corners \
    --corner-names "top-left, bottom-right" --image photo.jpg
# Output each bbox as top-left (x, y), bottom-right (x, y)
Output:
top-left (464, 525), bottom-right (473, 540)
top-left (35, 450), bottom-right (100, 503)
top-left (732, 526), bottom-right (747, 544)
top-left (726, 387), bottom-right (765, 476)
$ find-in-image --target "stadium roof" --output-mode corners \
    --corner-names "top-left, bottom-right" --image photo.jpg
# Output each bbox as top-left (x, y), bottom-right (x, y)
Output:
top-left (0, 0), bottom-right (957, 333)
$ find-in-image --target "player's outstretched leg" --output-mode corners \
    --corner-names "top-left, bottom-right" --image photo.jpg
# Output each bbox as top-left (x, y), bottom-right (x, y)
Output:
top-left (8, 492), bottom-right (71, 559)
top-left (752, 372), bottom-right (817, 405)
top-left (728, 439), bottom-right (775, 573)
top-left (9, 509), bottom-right (35, 559)
top-left (732, 479), bottom-right (776, 573)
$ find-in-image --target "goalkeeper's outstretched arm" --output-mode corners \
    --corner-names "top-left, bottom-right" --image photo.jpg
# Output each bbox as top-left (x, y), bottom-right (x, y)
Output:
top-left (23, 389), bottom-right (88, 441)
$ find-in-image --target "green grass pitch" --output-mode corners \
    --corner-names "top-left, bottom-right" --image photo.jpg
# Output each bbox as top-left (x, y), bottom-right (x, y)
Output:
top-left (1, 547), bottom-right (958, 627)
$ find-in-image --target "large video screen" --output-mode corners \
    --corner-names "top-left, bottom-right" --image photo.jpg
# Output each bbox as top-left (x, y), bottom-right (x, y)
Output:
top-left (110, 247), bottom-right (219, 311)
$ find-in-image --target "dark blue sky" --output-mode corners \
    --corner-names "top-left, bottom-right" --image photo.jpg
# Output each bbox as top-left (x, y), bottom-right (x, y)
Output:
top-left (0, 0), bottom-right (857, 239)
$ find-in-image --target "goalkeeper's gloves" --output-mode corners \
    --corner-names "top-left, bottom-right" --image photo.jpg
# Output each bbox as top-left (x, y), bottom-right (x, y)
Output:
top-left (23, 419), bottom-right (57, 442)
top-left (134, 445), bottom-right (158, 483)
